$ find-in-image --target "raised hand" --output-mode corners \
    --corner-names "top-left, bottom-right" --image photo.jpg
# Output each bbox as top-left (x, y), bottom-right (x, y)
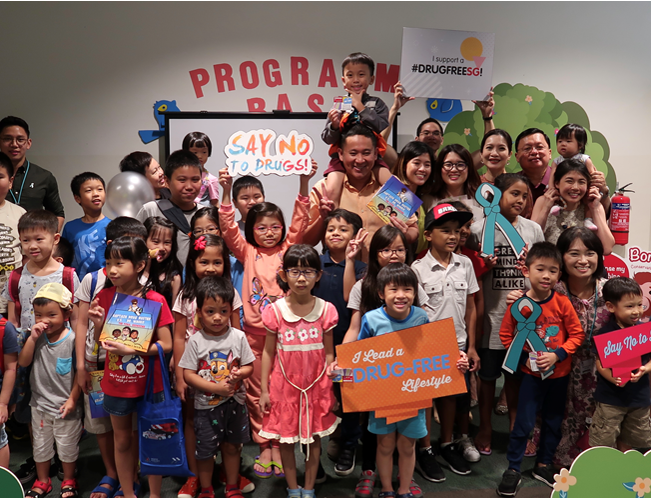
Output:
top-left (472, 87), bottom-right (495, 118)
top-left (346, 228), bottom-right (368, 261)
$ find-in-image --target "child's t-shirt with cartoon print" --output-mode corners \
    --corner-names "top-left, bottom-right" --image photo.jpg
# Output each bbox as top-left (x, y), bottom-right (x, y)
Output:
top-left (178, 327), bottom-right (255, 410)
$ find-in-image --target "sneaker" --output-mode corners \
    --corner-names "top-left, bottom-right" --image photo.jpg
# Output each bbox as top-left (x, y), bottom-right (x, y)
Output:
top-left (532, 464), bottom-right (556, 488)
top-left (457, 436), bottom-right (481, 463)
top-left (497, 469), bottom-right (521, 497)
top-left (415, 447), bottom-right (445, 483)
top-left (354, 470), bottom-right (376, 498)
top-left (439, 444), bottom-right (471, 475)
top-left (178, 476), bottom-right (200, 498)
top-left (315, 461), bottom-right (327, 484)
top-left (15, 457), bottom-right (36, 484)
top-left (217, 466), bottom-right (256, 494)
top-left (334, 447), bottom-right (355, 476)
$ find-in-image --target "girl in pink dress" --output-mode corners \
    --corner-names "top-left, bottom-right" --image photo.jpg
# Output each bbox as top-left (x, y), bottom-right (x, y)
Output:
top-left (259, 245), bottom-right (340, 498)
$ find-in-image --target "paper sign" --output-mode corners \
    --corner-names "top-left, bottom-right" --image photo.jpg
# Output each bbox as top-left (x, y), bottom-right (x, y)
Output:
top-left (399, 27), bottom-right (494, 100)
top-left (593, 322), bottom-right (651, 369)
top-left (336, 318), bottom-right (466, 422)
top-left (368, 176), bottom-right (423, 224)
top-left (224, 129), bottom-right (314, 177)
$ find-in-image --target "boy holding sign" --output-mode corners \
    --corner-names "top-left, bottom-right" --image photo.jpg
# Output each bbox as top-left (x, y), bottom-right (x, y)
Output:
top-left (589, 277), bottom-right (650, 451)
top-left (497, 243), bottom-right (584, 496)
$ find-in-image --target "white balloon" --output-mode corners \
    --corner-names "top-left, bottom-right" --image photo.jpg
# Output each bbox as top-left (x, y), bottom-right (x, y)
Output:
top-left (106, 172), bottom-right (155, 218)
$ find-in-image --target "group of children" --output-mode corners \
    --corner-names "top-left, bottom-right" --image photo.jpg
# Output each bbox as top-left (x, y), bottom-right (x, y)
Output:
top-left (0, 50), bottom-right (647, 498)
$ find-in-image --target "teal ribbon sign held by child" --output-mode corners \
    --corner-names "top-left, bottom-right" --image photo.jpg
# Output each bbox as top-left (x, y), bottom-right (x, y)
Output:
top-left (475, 183), bottom-right (525, 258)
top-left (502, 296), bottom-right (555, 380)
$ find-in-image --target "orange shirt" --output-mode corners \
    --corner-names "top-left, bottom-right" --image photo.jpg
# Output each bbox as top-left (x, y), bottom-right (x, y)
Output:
top-left (499, 291), bottom-right (585, 379)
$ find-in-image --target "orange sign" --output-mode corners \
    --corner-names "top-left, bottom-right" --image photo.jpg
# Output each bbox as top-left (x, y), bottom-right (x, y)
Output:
top-left (336, 318), bottom-right (467, 423)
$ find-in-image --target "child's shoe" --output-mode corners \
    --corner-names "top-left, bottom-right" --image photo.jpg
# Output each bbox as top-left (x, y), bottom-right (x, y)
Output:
top-left (532, 464), bottom-right (556, 488)
top-left (287, 488), bottom-right (302, 498)
top-left (178, 476), bottom-right (200, 498)
top-left (584, 217), bottom-right (598, 231)
top-left (301, 489), bottom-right (316, 498)
top-left (198, 486), bottom-right (215, 498)
top-left (355, 470), bottom-right (377, 498)
top-left (497, 469), bottom-right (521, 497)
top-left (225, 484), bottom-right (244, 498)
top-left (378, 492), bottom-right (397, 497)
top-left (457, 435), bottom-right (481, 463)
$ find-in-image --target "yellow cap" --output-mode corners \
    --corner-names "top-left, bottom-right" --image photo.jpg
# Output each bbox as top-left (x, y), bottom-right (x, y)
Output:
top-left (33, 282), bottom-right (72, 308)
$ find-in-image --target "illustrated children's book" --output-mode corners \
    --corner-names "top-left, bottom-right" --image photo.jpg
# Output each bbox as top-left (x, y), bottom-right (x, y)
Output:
top-left (368, 176), bottom-right (423, 224)
top-left (89, 370), bottom-right (108, 419)
top-left (98, 293), bottom-right (162, 353)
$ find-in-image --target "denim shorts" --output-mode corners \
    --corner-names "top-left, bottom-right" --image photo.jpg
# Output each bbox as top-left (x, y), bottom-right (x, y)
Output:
top-left (0, 423), bottom-right (7, 449)
top-left (104, 392), bottom-right (165, 416)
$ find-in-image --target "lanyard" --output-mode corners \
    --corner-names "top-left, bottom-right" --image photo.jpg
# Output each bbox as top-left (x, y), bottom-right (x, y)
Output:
top-left (10, 160), bottom-right (30, 205)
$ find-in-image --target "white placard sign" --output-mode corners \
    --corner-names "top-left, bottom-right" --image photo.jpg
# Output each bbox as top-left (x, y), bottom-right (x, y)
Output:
top-left (399, 27), bottom-right (495, 100)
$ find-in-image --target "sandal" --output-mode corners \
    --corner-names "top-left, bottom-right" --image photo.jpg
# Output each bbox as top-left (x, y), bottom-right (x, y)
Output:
top-left (524, 438), bottom-right (538, 458)
top-left (475, 442), bottom-right (492, 456)
top-left (355, 470), bottom-right (376, 498)
top-left (271, 460), bottom-right (285, 478)
top-left (253, 455), bottom-right (273, 478)
top-left (90, 476), bottom-right (119, 498)
top-left (113, 481), bottom-right (141, 498)
top-left (26, 478), bottom-right (53, 498)
top-left (60, 479), bottom-right (78, 498)
top-left (378, 492), bottom-right (397, 497)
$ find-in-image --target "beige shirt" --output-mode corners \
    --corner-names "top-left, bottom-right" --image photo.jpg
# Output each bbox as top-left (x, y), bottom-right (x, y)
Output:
top-left (411, 250), bottom-right (479, 350)
top-left (306, 177), bottom-right (417, 263)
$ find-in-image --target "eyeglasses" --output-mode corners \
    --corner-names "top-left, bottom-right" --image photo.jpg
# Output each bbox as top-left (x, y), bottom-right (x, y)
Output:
top-left (192, 226), bottom-right (219, 236)
top-left (0, 137), bottom-right (28, 146)
top-left (419, 131), bottom-right (441, 137)
top-left (519, 145), bottom-right (548, 154)
top-left (378, 248), bottom-right (407, 257)
top-left (442, 162), bottom-right (468, 172)
top-left (254, 225), bottom-right (283, 234)
top-left (285, 268), bottom-right (319, 279)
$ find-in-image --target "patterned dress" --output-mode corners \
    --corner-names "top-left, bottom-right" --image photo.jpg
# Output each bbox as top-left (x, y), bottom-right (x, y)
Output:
top-left (260, 297), bottom-right (340, 444)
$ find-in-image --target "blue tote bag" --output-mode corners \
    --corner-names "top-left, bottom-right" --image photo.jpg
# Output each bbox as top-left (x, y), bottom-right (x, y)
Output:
top-left (138, 343), bottom-right (193, 477)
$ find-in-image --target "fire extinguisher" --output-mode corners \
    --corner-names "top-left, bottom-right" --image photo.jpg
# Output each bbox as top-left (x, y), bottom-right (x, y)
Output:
top-left (610, 183), bottom-right (634, 245)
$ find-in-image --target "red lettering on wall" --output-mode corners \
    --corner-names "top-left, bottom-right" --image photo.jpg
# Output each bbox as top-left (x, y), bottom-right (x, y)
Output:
top-left (189, 69), bottom-right (210, 98)
top-left (318, 59), bottom-right (338, 88)
top-left (307, 94), bottom-right (324, 112)
top-left (276, 94), bottom-right (292, 111)
top-left (291, 57), bottom-right (309, 85)
top-left (247, 98), bottom-right (266, 112)
top-left (263, 59), bottom-right (283, 88)
top-left (374, 63), bottom-right (400, 93)
top-left (240, 61), bottom-right (260, 90)
top-left (213, 64), bottom-right (236, 93)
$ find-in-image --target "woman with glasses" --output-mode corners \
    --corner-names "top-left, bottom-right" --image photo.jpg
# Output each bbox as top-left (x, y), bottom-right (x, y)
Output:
top-left (425, 144), bottom-right (483, 222)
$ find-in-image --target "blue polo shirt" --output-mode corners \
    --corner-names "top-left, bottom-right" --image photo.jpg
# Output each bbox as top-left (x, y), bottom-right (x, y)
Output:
top-left (313, 250), bottom-right (366, 347)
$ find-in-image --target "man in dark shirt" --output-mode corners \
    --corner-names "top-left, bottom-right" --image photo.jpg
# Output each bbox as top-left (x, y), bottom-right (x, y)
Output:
top-left (0, 116), bottom-right (65, 230)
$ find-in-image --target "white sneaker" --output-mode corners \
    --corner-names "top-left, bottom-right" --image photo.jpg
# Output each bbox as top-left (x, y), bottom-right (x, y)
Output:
top-left (457, 435), bottom-right (481, 463)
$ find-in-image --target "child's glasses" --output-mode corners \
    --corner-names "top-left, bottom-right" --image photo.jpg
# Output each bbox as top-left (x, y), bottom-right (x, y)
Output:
top-left (285, 268), bottom-right (319, 279)
top-left (378, 248), bottom-right (407, 257)
top-left (192, 226), bottom-right (219, 236)
top-left (254, 225), bottom-right (283, 234)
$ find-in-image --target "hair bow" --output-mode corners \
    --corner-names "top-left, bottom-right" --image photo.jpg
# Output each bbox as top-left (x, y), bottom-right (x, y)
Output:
top-left (194, 236), bottom-right (207, 251)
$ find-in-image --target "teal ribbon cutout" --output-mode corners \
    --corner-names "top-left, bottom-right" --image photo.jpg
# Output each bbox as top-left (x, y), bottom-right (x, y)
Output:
top-left (475, 183), bottom-right (525, 258)
top-left (502, 297), bottom-right (555, 379)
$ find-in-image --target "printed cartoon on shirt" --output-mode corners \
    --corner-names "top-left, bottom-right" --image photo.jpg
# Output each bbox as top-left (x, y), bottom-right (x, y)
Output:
top-left (0, 224), bottom-right (17, 273)
top-left (197, 350), bottom-right (241, 405)
top-left (107, 352), bottom-right (145, 376)
top-left (492, 245), bottom-right (524, 290)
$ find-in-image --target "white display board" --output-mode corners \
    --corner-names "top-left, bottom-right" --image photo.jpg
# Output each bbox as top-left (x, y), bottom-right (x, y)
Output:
top-left (166, 112), bottom-right (329, 229)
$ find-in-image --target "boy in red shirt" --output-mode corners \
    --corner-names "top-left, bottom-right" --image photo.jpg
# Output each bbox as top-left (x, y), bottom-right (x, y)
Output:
top-left (497, 242), bottom-right (584, 497)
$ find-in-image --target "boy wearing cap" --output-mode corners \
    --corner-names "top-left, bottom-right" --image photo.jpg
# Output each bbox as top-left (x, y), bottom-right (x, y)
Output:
top-left (18, 282), bottom-right (82, 498)
top-left (411, 202), bottom-right (479, 480)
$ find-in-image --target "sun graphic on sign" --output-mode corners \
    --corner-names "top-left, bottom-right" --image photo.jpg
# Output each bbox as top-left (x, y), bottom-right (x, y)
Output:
top-left (460, 37), bottom-right (486, 68)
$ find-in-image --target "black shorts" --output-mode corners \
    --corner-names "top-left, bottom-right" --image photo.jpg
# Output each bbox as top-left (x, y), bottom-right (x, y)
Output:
top-left (194, 398), bottom-right (250, 460)
top-left (478, 348), bottom-right (523, 382)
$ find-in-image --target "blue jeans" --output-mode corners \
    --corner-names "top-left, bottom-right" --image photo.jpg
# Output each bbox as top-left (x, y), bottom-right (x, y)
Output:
top-left (507, 374), bottom-right (569, 471)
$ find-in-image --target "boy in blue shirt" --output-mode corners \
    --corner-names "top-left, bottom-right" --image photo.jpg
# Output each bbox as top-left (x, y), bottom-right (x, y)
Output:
top-left (62, 172), bottom-right (110, 281)
top-left (590, 277), bottom-right (650, 451)
top-left (357, 263), bottom-right (429, 498)
top-left (313, 208), bottom-right (366, 476)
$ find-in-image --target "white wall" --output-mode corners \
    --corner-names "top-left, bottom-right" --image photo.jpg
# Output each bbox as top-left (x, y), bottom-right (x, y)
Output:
top-left (0, 1), bottom-right (649, 250)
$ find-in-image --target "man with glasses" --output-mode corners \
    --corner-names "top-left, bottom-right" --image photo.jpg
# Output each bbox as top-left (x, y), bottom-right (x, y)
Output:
top-left (306, 124), bottom-right (417, 263)
top-left (0, 116), bottom-right (65, 231)
top-left (416, 118), bottom-right (445, 154)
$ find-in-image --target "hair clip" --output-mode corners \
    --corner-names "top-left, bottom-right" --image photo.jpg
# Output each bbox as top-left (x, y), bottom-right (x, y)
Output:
top-left (194, 236), bottom-right (207, 251)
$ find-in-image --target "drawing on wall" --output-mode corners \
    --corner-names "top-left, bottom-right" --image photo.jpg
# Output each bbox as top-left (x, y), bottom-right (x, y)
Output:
top-left (442, 82), bottom-right (617, 192)
top-left (138, 100), bottom-right (181, 144)
top-left (427, 98), bottom-right (463, 122)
